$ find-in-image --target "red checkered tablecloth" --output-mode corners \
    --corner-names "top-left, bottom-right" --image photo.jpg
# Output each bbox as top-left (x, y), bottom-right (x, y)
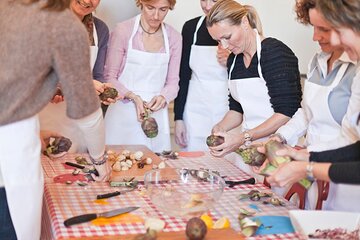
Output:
top-left (41, 152), bottom-right (305, 239)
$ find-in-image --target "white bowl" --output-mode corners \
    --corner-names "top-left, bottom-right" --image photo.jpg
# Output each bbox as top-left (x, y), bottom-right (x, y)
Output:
top-left (289, 210), bottom-right (360, 239)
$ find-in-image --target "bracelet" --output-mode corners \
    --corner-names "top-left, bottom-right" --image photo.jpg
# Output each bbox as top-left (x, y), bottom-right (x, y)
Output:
top-left (242, 131), bottom-right (252, 148)
top-left (306, 161), bottom-right (315, 181)
top-left (90, 152), bottom-right (108, 165)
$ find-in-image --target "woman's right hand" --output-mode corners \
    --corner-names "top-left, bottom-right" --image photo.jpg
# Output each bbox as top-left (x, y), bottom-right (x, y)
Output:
top-left (175, 120), bottom-right (187, 148)
top-left (133, 95), bottom-right (146, 122)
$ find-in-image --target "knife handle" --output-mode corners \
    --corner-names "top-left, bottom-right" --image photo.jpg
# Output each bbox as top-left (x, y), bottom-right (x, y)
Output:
top-left (97, 191), bottom-right (120, 199)
top-left (65, 162), bottom-right (85, 169)
top-left (64, 213), bottom-right (97, 227)
top-left (226, 178), bottom-right (256, 187)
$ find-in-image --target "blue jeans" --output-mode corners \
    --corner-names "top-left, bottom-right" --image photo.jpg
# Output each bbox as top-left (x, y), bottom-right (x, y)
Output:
top-left (0, 187), bottom-right (17, 240)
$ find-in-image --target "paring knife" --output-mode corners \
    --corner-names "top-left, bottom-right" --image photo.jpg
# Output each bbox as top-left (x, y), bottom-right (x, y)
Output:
top-left (65, 161), bottom-right (99, 177)
top-left (225, 178), bottom-right (256, 187)
top-left (64, 206), bottom-right (139, 227)
top-left (96, 189), bottom-right (134, 199)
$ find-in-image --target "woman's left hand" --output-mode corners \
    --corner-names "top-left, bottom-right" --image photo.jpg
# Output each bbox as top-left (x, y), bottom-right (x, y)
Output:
top-left (209, 131), bottom-right (244, 157)
top-left (266, 161), bottom-right (307, 187)
top-left (146, 95), bottom-right (167, 112)
top-left (40, 130), bottom-right (62, 152)
top-left (91, 161), bottom-right (112, 182)
top-left (93, 80), bottom-right (121, 105)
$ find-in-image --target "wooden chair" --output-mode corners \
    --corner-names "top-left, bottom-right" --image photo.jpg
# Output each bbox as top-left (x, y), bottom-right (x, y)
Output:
top-left (284, 182), bottom-right (307, 209)
top-left (315, 180), bottom-right (330, 210)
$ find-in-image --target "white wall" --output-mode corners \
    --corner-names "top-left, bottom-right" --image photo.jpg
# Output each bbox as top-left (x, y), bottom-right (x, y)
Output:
top-left (97, 0), bottom-right (319, 74)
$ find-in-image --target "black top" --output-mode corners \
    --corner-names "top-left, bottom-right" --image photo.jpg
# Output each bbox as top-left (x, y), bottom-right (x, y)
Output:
top-left (228, 38), bottom-right (302, 117)
top-left (174, 16), bottom-right (219, 121)
top-left (310, 141), bottom-right (360, 184)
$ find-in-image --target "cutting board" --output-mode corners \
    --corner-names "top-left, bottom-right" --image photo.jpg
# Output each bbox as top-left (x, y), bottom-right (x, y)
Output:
top-left (61, 228), bottom-right (243, 240)
top-left (108, 145), bottom-right (166, 181)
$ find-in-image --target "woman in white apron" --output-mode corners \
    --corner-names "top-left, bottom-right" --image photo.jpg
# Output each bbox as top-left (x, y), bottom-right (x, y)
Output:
top-left (205, 1), bottom-right (302, 161)
top-left (174, 0), bottom-right (229, 151)
top-left (0, 0), bottom-right (108, 239)
top-left (39, 0), bottom-right (112, 153)
top-left (274, 3), bottom-right (360, 211)
top-left (265, 0), bottom-right (360, 212)
top-left (104, 0), bottom-right (182, 153)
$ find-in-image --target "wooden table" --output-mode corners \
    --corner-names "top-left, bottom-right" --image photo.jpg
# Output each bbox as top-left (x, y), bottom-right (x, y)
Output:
top-left (40, 146), bottom-right (305, 239)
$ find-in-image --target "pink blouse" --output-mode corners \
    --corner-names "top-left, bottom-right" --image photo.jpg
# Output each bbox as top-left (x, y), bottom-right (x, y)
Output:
top-left (104, 16), bottom-right (182, 103)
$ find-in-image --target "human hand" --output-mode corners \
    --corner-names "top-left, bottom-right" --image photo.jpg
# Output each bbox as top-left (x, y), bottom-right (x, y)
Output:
top-left (276, 145), bottom-right (310, 162)
top-left (40, 130), bottom-right (62, 152)
top-left (101, 83), bottom-right (123, 105)
top-left (146, 95), bottom-right (167, 112)
top-left (175, 120), bottom-right (187, 148)
top-left (209, 131), bottom-right (243, 157)
top-left (50, 87), bottom-right (64, 103)
top-left (217, 44), bottom-right (230, 67)
top-left (266, 161), bottom-right (307, 187)
top-left (91, 161), bottom-right (112, 182)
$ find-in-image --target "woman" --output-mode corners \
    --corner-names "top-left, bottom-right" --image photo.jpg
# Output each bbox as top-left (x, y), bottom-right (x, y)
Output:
top-left (265, 0), bottom-right (360, 212)
top-left (173, 0), bottom-right (230, 151)
top-left (206, 0), bottom-right (302, 158)
top-left (0, 0), bottom-right (110, 239)
top-left (104, 0), bottom-right (182, 152)
top-left (270, 0), bottom-right (359, 210)
top-left (39, 0), bottom-right (114, 153)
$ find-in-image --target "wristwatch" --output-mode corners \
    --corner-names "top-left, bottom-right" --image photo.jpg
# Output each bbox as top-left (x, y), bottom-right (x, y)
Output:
top-left (306, 161), bottom-right (315, 181)
top-left (243, 131), bottom-right (252, 147)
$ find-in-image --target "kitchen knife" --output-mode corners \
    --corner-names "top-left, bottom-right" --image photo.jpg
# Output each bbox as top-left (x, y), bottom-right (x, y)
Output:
top-left (96, 189), bottom-right (135, 200)
top-left (65, 161), bottom-right (99, 177)
top-left (64, 206), bottom-right (139, 227)
top-left (225, 178), bottom-right (256, 187)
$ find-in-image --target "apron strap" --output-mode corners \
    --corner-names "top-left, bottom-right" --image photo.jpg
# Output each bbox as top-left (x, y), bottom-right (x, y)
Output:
top-left (128, 14), bottom-right (170, 54)
top-left (228, 29), bottom-right (264, 80)
top-left (193, 15), bottom-right (206, 45)
top-left (329, 63), bottom-right (349, 89)
top-left (93, 21), bottom-right (98, 47)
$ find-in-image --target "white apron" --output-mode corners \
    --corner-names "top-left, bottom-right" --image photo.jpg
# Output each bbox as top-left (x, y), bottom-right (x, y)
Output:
top-left (39, 23), bottom-right (99, 153)
top-left (226, 30), bottom-right (275, 184)
top-left (105, 15), bottom-right (171, 152)
top-left (0, 115), bottom-right (43, 240)
top-left (304, 62), bottom-right (360, 211)
top-left (183, 15), bottom-right (229, 151)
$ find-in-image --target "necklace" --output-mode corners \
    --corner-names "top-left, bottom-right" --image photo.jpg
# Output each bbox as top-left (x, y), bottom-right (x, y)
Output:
top-left (140, 20), bottom-right (161, 35)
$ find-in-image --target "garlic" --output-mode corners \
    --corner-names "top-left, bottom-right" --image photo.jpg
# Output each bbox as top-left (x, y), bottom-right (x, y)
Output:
top-left (145, 217), bottom-right (165, 231)
top-left (122, 150), bottom-right (131, 158)
top-left (126, 160), bottom-right (133, 167)
top-left (120, 161), bottom-right (127, 167)
top-left (129, 154), bottom-right (135, 160)
top-left (134, 151), bottom-right (144, 160)
top-left (107, 150), bottom-right (114, 155)
top-left (118, 154), bottom-right (126, 161)
top-left (112, 161), bottom-right (122, 172)
top-left (121, 166), bottom-right (129, 171)
top-left (145, 157), bottom-right (153, 165)
top-left (158, 161), bottom-right (166, 169)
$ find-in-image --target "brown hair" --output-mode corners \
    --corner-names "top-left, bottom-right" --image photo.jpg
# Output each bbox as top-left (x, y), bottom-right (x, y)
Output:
top-left (24, 0), bottom-right (70, 11)
top-left (295, 0), bottom-right (316, 25)
top-left (135, 0), bottom-right (176, 10)
top-left (206, 0), bottom-right (263, 36)
top-left (317, 0), bottom-right (360, 33)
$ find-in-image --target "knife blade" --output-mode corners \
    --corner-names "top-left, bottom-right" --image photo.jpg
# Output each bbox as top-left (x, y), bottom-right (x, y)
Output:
top-left (64, 206), bottom-right (139, 227)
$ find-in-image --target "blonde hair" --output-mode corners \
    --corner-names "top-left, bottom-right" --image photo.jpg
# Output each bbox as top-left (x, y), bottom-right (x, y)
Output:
top-left (135, 0), bottom-right (176, 10)
top-left (206, 0), bottom-right (263, 36)
top-left (317, 0), bottom-right (360, 33)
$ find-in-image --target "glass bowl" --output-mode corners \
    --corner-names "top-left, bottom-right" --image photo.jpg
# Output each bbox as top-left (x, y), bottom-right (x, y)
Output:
top-left (144, 168), bottom-right (225, 218)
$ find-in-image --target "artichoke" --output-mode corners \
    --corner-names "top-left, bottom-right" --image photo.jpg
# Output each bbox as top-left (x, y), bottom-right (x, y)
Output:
top-left (264, 140), bottom-right (291, 167)
top-left (141, 105), bottom-right (158, 138)
top-left (206, 135), bottom-right (224, 147)
top-left (45, 136), bottom-right (72, 158)
top-left (235, 144), bottom-right (266, 166)
top-left (99, 87), bottom-right (118, 101)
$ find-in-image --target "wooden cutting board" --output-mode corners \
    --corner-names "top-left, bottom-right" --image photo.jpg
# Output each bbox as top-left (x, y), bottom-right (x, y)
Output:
top-left (61, 228), bottom-right (244, 240)
top-left (107, 145), bottom-right (166, 181)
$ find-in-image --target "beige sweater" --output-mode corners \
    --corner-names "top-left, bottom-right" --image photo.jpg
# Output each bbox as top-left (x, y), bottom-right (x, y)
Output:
top-left (0, 0), bottom-right (100, 126)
